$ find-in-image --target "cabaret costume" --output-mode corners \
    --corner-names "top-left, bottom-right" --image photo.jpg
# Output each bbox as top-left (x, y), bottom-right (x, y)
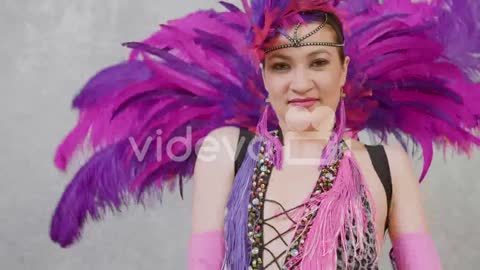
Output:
top-left (49, 1), bottom-right (479, 269)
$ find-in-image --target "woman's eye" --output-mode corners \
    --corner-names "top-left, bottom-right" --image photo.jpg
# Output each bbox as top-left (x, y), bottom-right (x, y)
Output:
top-left (311, 59), bottom-right (329, 67)
top-left (271, 63), bottom-right (290, 71)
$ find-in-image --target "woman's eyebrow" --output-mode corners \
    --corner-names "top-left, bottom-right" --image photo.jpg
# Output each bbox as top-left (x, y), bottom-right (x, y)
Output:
top-left (267, 48), bottom-right (331, 60)
top-left (307, 49), bottom-right (331, 57)
top-left (268, 53), bottom-right (291, 61)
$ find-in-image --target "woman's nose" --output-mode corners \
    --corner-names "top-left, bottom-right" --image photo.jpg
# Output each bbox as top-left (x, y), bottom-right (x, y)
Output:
top-left (290, 68), bottom-right (314, 94)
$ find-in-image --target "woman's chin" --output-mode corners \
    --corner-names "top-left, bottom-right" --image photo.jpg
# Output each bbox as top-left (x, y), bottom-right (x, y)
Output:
top-left (284, 103), bottom-right (336, 132)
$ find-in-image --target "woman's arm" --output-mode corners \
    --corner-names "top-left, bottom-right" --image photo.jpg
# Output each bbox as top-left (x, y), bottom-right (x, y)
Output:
top-left (385, 144), bottom-right (442, 270)
top-left (188, 126), bottom-right (240, 270)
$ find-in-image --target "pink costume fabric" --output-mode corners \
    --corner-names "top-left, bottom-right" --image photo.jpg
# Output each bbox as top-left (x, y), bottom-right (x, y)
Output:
top-left (188, 230), bottom-right (225, 270)
top-left (391, 233), bottom-right (442, 270)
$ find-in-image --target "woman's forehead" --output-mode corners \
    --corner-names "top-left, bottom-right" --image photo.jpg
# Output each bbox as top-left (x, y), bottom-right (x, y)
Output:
top-left (264, 22), bottom-right (338, 60)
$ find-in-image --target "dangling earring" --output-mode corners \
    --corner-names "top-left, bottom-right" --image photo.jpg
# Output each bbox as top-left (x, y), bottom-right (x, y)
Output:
top-left (320, 91), bottom-right (347, 166)
top-left (336, 86), bottom-right (347, 143)
top-left (339, 86), bottom-right (357, 139)
top-left (256, 97), bottom-right (283, 169)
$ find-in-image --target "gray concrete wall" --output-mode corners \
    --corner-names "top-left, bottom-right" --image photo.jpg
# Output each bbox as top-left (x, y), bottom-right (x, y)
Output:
top-left (1, 1), bottom-right (478, 269)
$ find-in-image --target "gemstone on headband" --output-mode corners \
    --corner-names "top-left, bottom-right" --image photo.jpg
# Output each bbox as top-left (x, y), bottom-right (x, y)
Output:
top-left (263, 13), bottom-right (344, 54)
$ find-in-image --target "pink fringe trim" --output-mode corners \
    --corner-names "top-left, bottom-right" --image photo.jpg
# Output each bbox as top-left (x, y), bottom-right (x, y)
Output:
top-left (256, 103), bottom-right (284, 169)
top-left (286, 150), bottom-right (378, 269)
top-left (321, 99), bottom-right (346, 167)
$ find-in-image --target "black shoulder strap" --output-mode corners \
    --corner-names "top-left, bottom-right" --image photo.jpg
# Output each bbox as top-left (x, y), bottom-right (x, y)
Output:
top-left (365, 144), bottom-right (392, 228)
top-left (234, 128), bottom-right (255, 175)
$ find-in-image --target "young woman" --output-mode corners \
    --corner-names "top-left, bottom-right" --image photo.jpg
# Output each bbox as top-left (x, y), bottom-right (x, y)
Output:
top-left (49, 1), bottom-right (479, 269)
top-left (190, 9), bottom-right (439, 270)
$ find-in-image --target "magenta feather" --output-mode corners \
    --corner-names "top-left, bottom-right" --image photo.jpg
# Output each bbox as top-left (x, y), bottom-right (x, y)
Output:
top-left (50, 8), bottom-right (266, 247)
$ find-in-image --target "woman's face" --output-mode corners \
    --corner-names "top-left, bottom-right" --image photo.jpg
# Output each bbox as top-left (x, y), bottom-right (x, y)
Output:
top-left (262, 22), bottom-right (350, 132)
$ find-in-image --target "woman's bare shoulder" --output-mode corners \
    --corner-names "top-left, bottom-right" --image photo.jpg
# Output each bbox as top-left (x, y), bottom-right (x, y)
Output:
top-left (194, 126), bottom-right (241, 172)
top-left (380, 143), bottom-right (429, 236)
top-left (381, 143), bottom-right (417, 185)
top-left (202, 126), bottom-right (241, 143)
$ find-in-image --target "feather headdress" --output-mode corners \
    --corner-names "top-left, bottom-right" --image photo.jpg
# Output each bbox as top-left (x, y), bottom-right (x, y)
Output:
top-left (50, 2), bottom-right (480, 262)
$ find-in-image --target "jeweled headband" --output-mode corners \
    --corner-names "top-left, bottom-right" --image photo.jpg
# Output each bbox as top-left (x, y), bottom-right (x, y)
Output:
top-left (263, 13), bottom-right (344, 54)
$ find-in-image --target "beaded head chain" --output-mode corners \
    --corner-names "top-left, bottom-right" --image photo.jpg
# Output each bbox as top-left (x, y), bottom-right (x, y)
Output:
top-left (263, 13), bottom-right (344, 54)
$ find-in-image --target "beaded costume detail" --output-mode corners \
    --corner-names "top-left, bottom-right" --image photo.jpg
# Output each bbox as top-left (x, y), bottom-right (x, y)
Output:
top-left (247, 131), bottom-right (378, 269)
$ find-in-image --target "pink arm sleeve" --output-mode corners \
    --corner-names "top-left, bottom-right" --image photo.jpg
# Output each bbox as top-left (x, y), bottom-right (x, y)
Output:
top-left (188, 230), bottom-right (225, 270)
top-left (390, 233), bottom-right (442, 270)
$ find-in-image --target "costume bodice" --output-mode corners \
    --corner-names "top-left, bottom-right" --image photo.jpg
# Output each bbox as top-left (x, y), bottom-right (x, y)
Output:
top-left (243, 131), bottom-right (379, 270)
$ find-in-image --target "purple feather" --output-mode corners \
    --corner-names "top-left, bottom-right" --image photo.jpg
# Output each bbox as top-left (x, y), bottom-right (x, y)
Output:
top-left (433, 0), bottom-right (480, 82)
top-left (73, 61), bottom-right (152, 108)
top-left (219, 1), bottom-right (242, 12)
top-left (50, 141), bottom-right (133, 247)
top-left (224, 137), bottom-right (261, 270)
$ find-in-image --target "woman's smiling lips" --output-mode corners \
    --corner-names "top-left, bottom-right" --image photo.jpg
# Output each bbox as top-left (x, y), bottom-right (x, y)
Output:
top-left (287, 97), bottom-right (320, 108)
